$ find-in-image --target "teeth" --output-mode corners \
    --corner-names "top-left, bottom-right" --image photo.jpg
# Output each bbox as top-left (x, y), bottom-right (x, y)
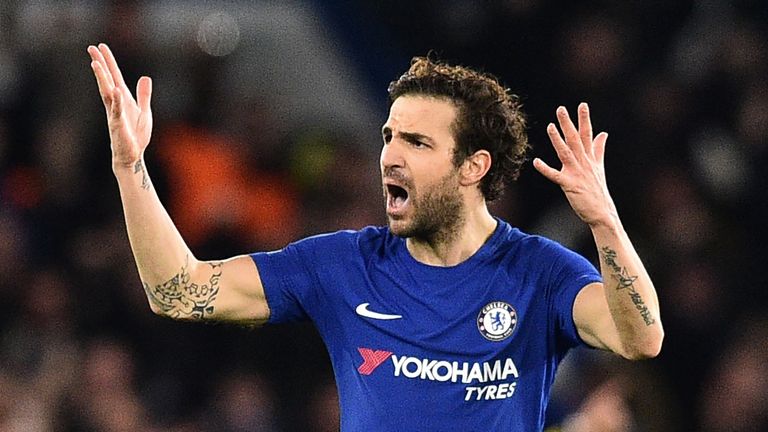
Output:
top-left (394, 195), bottom-right (405, 206)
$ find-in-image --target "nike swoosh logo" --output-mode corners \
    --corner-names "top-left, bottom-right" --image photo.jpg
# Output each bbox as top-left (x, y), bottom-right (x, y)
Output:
top-left (355, 303), bottom-right (402, 320)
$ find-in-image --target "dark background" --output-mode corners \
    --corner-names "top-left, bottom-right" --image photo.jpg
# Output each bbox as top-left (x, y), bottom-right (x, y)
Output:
top-left (0, 1), bottom-right (766, 431)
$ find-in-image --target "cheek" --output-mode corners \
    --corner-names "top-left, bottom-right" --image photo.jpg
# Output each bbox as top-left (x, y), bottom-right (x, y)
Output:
top-left (413, 168), bottom-right (454, 198)
top-left (424, 156), bottom-right (455, 178)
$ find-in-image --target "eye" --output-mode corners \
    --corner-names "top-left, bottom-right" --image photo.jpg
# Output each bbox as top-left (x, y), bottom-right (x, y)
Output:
top-left (382, 131), bottom-right (392, 144)
top-left (407, 137), bottom-right (428, 149)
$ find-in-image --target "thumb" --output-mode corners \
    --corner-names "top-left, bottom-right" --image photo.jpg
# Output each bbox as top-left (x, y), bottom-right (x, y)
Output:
top-left (137, 76), bottom-right (152, 114)
top-left (593, 132), bottom-right (608, 164)
top-left (533, 158), bottom-right (562, 185)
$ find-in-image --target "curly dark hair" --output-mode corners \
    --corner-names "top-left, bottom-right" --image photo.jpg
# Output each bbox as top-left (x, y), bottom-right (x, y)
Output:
top-left (387, 57), bottom-right (529, 202)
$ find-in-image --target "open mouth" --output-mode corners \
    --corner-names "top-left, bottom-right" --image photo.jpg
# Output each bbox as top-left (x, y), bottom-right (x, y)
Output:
top-left (386, 184), bottom-right (410, 214)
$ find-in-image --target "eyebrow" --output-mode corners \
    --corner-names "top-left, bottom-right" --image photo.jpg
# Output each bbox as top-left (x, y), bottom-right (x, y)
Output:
top-left (381, 126), bottom-right (435, 144)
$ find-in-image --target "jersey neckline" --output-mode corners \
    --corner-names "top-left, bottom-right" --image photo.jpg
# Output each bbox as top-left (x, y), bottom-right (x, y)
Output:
top-left (394, 217), bottom-right (516, 273)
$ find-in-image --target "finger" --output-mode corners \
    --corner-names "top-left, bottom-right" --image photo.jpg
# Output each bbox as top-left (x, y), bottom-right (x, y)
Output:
top-left (90, 61), bottom-right (114, 108)
top-left (556, 106), bottom-right (586, 157)
top-left (88, 45), bottom-right (115, 89)
top-left (593, 132), bottom-right (608, 165)
top-left (99, 43), bottom-right (127, 90)
top-left (577, 102), bottom-right (594, 156)
top-left (533, 158), bottom-right (563, 185)
top-left (546, 122), bottom-right (575, 165)
top-left (136, 76), bottom-right (152, 114)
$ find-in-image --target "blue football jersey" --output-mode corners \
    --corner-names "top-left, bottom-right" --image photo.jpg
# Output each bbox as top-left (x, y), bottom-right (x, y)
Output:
top-left (251, 219), bottom-right (602, 431)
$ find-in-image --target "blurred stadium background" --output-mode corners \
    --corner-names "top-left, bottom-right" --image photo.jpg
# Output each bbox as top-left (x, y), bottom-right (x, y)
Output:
top-left (1, 0), bottom-right (767, 431)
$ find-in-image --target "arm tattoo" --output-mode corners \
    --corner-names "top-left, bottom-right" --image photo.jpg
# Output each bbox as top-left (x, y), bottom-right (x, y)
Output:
top-left (142, 256), bottom-right (222, 320)
top-left (133, 160), bottom-right (151, 190)
top-left (600, 247), bottom-right (637, 289)
top-left (600, 247), bottom-right (655, 326)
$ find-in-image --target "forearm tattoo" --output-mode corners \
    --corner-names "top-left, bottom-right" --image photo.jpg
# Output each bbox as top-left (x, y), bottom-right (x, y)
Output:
top-left (142, 256), bottom-right (222, 320)
top-left (600, 247), bottom-right (655, 326)
top-left (134, 160), bottom-right (151, 190)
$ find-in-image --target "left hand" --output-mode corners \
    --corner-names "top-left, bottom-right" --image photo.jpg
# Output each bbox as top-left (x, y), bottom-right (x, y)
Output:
top-left (533, 103), bottom-right (618, 227)
top-left (87, 43), bottom-right (153, 171)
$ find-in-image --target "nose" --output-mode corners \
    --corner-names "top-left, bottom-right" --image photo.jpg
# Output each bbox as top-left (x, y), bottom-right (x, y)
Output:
top-left (380, 139), bottom-right (405, 172)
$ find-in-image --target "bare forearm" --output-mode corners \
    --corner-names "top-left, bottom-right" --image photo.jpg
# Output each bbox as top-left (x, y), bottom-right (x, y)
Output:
top-left (114, 160), bottom-right (219, 319)
top-left (591, 217), bottom-right (663, 358)
top-left (115, 159), bottom-right (190, 281)
top-left (89, 43), bottom-right (233, 321)
top-left (535, 103), bottom-right (663, 358)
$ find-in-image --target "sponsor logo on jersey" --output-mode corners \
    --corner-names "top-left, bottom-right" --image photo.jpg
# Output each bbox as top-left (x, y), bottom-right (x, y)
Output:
top-left (357, 348), bottom-right (392, 375)
top-left (477, 301), bottom-right (517, 341)
top-left (357, 347), bottom-right (519, 401)
top-left (355, 302), bottom-right (402, 320)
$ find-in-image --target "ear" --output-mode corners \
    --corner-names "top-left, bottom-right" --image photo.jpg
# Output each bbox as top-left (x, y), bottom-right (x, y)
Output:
top-left (459, 150), bottom-right (491, 187)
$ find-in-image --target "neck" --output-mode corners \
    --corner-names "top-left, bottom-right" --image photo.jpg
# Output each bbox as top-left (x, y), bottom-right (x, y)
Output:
top-left (406, 205), bottom-right (497, 267)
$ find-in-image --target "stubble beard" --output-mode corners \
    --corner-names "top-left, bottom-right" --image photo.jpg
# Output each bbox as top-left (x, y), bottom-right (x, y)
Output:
top-left (387, 171), bottom-right (465, 245)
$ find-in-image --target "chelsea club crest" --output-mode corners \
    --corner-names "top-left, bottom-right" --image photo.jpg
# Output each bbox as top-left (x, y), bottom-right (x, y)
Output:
top-left (477, 301), bottom-right (517, 341)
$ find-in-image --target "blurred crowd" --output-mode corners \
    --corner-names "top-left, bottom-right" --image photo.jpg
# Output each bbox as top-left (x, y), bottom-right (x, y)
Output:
top-left (1, 1), bottom-right (767, 431)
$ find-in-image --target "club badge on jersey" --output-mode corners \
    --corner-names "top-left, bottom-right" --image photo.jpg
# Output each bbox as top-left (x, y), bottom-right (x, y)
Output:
top-left (477, 301), bottom-right (518, 341)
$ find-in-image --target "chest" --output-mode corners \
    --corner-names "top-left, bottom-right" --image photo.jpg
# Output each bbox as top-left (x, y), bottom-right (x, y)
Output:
top-left (312, 258), bottom-right (552, 363)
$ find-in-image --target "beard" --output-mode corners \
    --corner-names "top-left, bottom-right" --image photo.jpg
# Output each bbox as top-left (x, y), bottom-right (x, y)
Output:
top-left (386, 170), bottom-right (465, 244)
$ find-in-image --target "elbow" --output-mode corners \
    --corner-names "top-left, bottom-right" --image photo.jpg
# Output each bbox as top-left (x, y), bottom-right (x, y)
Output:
top-left (148, 304), bottom-right (181, 321)
top-left (145, 296), bottom-right (173, 319)
top-left (622, 344), bottom-right (661, 361)
top-left (620, 326), bottom-right (665, 361)
top-left (147, 302), bottom-right (166, 317)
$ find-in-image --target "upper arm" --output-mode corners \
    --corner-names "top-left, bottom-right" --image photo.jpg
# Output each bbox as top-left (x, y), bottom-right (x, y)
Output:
top-left (573, 282), bottom-right (621, 352)
top-left (189, 254), bottom-right (270, 325)
top-left (180, 231), bottom-right (349, 326)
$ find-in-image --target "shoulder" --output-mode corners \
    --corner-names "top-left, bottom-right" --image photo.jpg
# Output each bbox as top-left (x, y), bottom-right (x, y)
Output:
top-left (492, 221), bottom-right (589, 271)
top-left (493, 221), bottom-right (564, 257)
top-left (284, 225), bottom-right (391, 255)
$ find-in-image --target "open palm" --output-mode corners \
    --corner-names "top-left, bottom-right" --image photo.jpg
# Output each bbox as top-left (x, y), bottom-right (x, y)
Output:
top-left (533, 103), bottom-right (617, 227)
top-left (87, 43), bottom-right (153, 169)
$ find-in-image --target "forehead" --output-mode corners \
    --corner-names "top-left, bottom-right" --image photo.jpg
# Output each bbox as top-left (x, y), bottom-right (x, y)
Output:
top-left (384, 95), bottom-right (459, 136)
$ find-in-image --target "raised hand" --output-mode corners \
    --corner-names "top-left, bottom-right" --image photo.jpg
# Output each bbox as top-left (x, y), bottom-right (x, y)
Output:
top-left (87, 43), bottom-right (153, 170)
top-left (533, 103), bottom-right (618, 227)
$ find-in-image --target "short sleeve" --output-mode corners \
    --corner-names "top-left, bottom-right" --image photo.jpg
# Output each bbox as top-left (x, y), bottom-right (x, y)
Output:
top-left (546, 243), bottom-right (602, 349)
top-left (250, 243), bottom-right (312, 324)
top-left (251, 232), bottom-right (352, 324)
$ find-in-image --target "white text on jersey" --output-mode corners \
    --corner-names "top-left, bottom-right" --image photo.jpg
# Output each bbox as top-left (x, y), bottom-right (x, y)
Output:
top-left (391, 355), bottom-right (519, 384)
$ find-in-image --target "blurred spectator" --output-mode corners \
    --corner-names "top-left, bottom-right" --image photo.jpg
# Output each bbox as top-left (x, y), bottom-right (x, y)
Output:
top-left (560, 379), bottom-right (634, 432)
top-left (156, 123), bottom-right (301, 251)
top-left (550, 351), bottom-right (680, 432)
top-left (697, 315), bottom-right (768, 432)
top-left (0, 267), bottom-right (79, 432)
top-left (305, 379), bottom-right (340, 432)
top-left (288, 129), bottom-right (383, 235)
top-left (60, 338), bottom-right (150, 431)
top-left (203, 370), bottom-right (282, 432)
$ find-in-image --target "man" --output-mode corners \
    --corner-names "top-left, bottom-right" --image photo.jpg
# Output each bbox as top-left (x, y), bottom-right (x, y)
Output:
top-left (87, 43), bottom-right (663, 431)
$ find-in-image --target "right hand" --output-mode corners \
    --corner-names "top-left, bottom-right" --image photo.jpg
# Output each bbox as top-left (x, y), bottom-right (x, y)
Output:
top-left (88, 43), bottom-right (153, 170)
